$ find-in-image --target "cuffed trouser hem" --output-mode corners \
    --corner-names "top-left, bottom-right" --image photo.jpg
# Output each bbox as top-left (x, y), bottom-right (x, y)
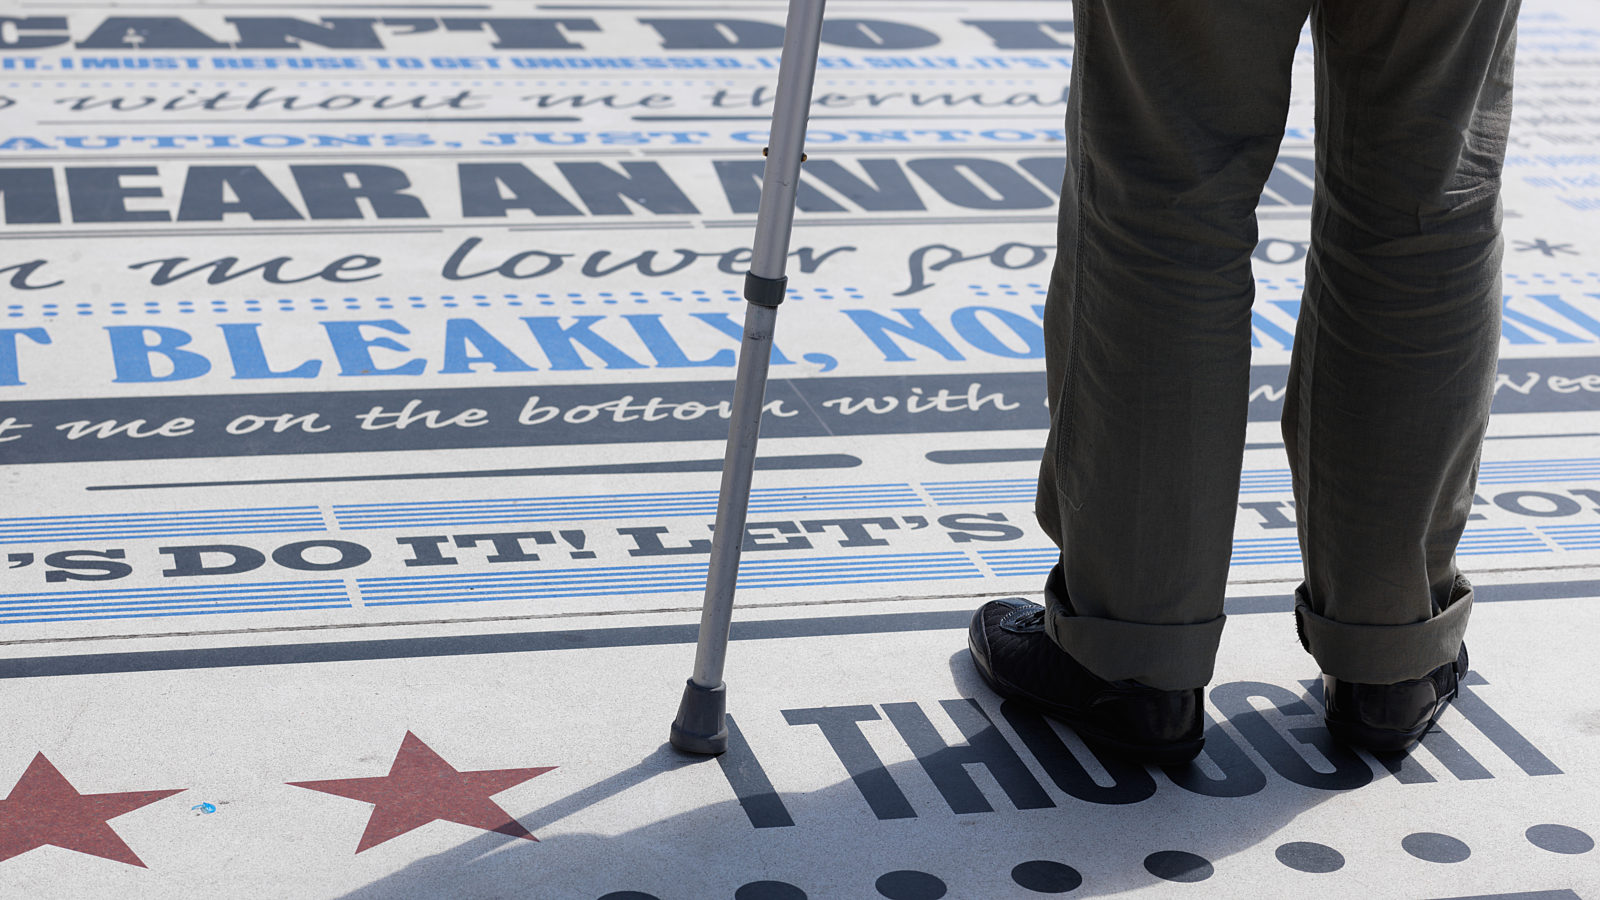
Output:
top-left (1294, 584), bottom-right (1472, 684)
top-left (1044, 608), bottom-right (1226, 691)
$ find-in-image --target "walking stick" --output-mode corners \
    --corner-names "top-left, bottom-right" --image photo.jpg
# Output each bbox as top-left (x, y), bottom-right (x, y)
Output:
top-left (670, 0), bottom-right (828, 755)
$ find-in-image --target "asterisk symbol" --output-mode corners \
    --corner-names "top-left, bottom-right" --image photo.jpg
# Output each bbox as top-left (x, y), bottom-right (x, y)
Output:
top-left (1513, 239), bottom-right (1578, 257)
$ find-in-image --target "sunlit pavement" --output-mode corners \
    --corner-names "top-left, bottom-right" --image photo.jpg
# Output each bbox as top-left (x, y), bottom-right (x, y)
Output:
top-left (0, 1), bottom-right (1597, 897)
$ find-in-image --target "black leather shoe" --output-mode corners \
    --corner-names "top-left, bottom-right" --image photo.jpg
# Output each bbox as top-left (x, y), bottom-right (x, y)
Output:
top-left (1323, 644), bottom-right (1468, 753)
top-left (968, 597), bottom-right (1204, 765)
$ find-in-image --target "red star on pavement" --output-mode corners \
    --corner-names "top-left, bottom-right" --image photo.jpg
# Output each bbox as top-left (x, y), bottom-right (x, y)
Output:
top-left (289, 731), bottom-right (556, 853)
top-left (0, 753), bottom-right (184, 867)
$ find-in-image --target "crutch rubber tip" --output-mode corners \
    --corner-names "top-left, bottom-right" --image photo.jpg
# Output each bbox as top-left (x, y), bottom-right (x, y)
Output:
top-left (670, 678), bottom-right (728, 755)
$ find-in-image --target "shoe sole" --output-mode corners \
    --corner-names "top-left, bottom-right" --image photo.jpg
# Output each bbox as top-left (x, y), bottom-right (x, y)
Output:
top-left (969, 632), bottom-right (1205, 767)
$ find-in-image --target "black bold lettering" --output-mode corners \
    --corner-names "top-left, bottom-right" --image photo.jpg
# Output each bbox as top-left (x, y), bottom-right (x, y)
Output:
top-left (1001, 700), bottom-right (1156, 805)
top-left (0, 168), bottom-right (61, 224)
top-left (962, 19), bottom-right (1073, 50)
top-left (1160, 710), bottom-right (1268, 798)
top-left (783, 705), bottom-right (915, 820)
top-left (1019, 156), bottom-right (1066, 195)
top-left (1239, 501), bottom-right (1297, 530)
top-left (1261, 157), bottom-right (1315, 207)
top-left (290, 165), bottom-right (426, 219)
top-left (939, 513), bottom-right (1024, 543)
top-left (43, 549), bottom-right (132, 583)
top-left (66, 167), bottom-right (169, 223)
top-left (800, 517), bottom-right (898, 547)
top-left (227, 16), bottom-right (383, 49)
top-left (618, 526), bottom-right (711, 557)
top-left (458, 163), bottom-right (581, 217)
top-left (75, 17), bottom-right (228, 49)
top-left (453, 532), bottom-right (552, 563)
top-left (556, 161), bottom-right (698, 215)
top-left (1211, 681), bottom-right (1372, 791)
top-left (821, 19), bottom-right (938, 50)
top-left (804, 160), bottom-right (924, 211)
top-left (883, 700), bottom-right (1052, 814)
top-left (271, 539), bottom-right (371, 572)
top-left (0, 16), bottom-right (70, 50)
top-left (713, 159), bottom-right (844, 214)
top-left (1493, 490), bottom-right (1583, 518)
top-left (734, 521), bottom-right (812, 552)
top-left (908, 158), bottom-right (1052, 210)
top-left (441, 17), bottom-right (598, 49)
top-left (641, 18), bottom-right (782, 50)
top-left (160, 544), bottom-right (266, 577)
top-left (1455, 673), bottom-right (1563, 776)
top-left (396, 535), bottom-right (458, 567)
top-left (717, 714), bottom-right (795, 829)
top-left (1302, 679), bottom-right (1488, 783)
top-left (177, 166), bottom-right (303, 221)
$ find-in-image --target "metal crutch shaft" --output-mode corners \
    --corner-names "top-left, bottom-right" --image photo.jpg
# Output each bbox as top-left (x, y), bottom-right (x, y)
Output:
top-left (670, 0), bottom-right (828, 755)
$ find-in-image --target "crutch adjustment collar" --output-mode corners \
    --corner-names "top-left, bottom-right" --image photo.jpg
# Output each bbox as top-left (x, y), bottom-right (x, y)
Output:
top-left (744, 272), bottom-right (788, 308)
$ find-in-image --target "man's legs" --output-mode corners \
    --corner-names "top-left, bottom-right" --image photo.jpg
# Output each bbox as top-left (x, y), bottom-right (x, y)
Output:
top-left (969, 0), bottom-right (1313, 764)
top-left (1033, 0), bottom-right (1310, 691)
top-left (1287, 0), bottom-right (1520, 686)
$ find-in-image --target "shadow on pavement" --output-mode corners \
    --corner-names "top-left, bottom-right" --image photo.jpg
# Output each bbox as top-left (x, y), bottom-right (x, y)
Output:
top-left (326, 652), bottom-right (1433, 899)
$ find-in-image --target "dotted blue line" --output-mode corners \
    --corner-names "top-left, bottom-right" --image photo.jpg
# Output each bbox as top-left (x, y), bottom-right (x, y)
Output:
top-left (1505, 272), bottom-right (1600, 286)
top-left (967, 281), bottom-right (1048, 299)
top-left (3, 286), bottom-right (869, 318)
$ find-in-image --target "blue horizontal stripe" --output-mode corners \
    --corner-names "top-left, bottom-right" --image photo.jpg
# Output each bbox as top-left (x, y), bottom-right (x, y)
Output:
top-left (0, 597), bottom-right (346, 619)
top-left (338, 500), bottom-right (916, 525)
top-left (364, 568), bottom-right (979, 607)
top-left (0, 589), bottom-right (347, 608)
top-left (1, 504), bottom-right (324, 545)
top-left (338, 485), bottom-right (917, 510)
top-left (0, 576), bottom-right (350, 623)
top-left (980, 528), bottom-right (1563, 570)
top-left (2, 517), bottom-right (323, 532)
top-left (1480, 458), bottom-right (1600, 479)
top-left (359, 554), bottom-right (966, 587)
top-left (340, 484), bottom-right (913, 510)
top-left (2, 511), bottom-right (320, 523)
top-left (0, 604), bottom-right (349, 625)
top-left (2, 519), bottom-right (322, 533)
top-left (335, 485), bottom-right (924, 529)
top-left (362, 559), bottom-right (967, 590)
top-left (359, 566), bottom-right (708, 588)
top-left (360, 553), bottom-right (976, 607)
top-left (360, 564), bottom-right (975, 599)
top-left (1235, 459), bottom-right (1600, 494)
top-left (0, 505), bottom-right (320, 525)
top-left (4, 580), bottom-right (346, 603)
top-left (1, 518), bottom-right (321, 538)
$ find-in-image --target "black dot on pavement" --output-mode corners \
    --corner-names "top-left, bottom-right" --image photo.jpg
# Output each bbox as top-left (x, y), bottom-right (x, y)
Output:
top-left (1011, 860), bottom-right (1083, 893)
top-left (1143, 851), bottom-right (1214, 883)
top-left (735, 882), bottom-right (807, 900)
top-left (1526, 824), bottom-right (1595, 855)
top-left (597, 894), bottom-right (660, 900)
top-left (1274, 842), bottom-right (1345, 874)
top-left (875, 870), bottom-right (948, 900)
top-left (1402, 832), bottom-right (1471, 863)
